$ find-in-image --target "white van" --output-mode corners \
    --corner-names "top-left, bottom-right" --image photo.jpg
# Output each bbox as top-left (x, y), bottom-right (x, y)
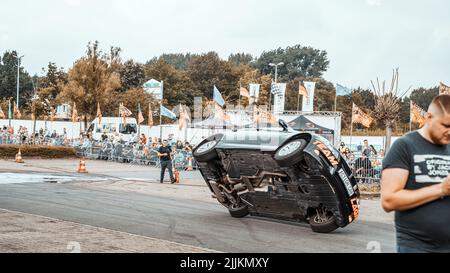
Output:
top-left (87, 117), bottom-right (138, 142)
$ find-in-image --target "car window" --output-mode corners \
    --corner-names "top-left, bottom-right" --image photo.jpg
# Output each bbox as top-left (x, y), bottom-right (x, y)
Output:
top-left (119, 124), bottom-right (137, 134)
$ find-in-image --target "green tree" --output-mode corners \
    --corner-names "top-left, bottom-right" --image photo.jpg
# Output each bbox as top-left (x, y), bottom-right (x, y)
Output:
top-left (144, 59), bottom-right (198, 107)
top-left (147, 53), bottom-right (199, 70)
top-left (119, 60), bottom-right (145, 92)
top-left (186, 52), bottom-right (241, 104)
top-left (228, 53), bottom-right (254, 65)
top-left (57, 41), bottom-right (122, 127)
top-left (253, 44), bottom-right (330, 80)
top-left (409, 86), bottom-right (439, 110)
top-left (0, 50), bottom-right (34, 106)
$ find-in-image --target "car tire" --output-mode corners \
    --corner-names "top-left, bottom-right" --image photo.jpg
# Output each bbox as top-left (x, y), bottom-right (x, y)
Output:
top-left (228, 205), bottom-right (249, 218)
top-left (193, 138), bottom-right (221, 162)
top-left (273, 139), bottom-right (308, 167)
top-left (309, 211), bottom-right (339, 233)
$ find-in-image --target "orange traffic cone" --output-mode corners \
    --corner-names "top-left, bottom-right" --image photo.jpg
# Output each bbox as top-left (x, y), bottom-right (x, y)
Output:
top-left (15, 149), bottom-right (24, 163)
top-left (77, 158), bottom-right (88, 173)
top-left (175, 170), bottom-right (180, 184)
top-left (187, 157), bottom-right (193, 171)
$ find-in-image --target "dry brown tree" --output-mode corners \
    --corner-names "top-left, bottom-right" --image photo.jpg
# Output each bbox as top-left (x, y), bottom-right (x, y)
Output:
top-left (370, 68), bottom-right (411, 152)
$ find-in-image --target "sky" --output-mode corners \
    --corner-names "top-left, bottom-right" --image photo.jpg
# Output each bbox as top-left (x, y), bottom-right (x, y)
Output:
top-left (1, 0), bottom-right (449, 93)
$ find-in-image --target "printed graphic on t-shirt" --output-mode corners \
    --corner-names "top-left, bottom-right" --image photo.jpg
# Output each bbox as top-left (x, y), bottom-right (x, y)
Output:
top-left (414, 154), bottom-right (450, 183)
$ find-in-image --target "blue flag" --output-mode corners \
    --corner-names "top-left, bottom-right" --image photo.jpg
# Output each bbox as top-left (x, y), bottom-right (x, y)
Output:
top-left (160, 105), bottom-right (176, 119)
top-left (213, 85), bottom-right (225, 107)
top-left (336, 83), bottom-right (352, 96)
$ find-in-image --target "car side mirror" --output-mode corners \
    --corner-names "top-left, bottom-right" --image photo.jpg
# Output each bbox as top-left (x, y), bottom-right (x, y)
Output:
top-left (279, 119), bottom-right (288, 131)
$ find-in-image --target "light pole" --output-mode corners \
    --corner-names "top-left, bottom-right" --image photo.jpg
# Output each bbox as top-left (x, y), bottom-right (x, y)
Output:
top-left (15, 55), bottom-right (24, 108)
top-left (269, 62), bottom-right (284, 83)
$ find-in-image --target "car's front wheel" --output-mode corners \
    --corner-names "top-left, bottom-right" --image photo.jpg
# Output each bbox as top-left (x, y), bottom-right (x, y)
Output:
top-left (309, 208), bottom-right (339, 233)
top-left (274, 138), bottom-right (308, 167)
top-left (228, 203), bottom-right (249, 218)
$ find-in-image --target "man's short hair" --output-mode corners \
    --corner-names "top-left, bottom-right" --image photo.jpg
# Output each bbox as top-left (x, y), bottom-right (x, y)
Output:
top-left (429, 94), bottom-right (450, 116)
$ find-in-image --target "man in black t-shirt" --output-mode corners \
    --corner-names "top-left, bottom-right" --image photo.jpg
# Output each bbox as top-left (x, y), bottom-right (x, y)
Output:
top-left (158, 139), bottom-right (175, 184)
top-left (381, 95), bottom-right (450, 253)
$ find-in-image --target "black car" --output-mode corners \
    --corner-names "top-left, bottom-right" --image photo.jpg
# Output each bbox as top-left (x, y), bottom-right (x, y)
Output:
top-left (193, 121), bottom-right (360, 233)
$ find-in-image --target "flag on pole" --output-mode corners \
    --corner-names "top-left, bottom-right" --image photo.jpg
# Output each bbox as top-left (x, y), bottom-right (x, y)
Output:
top-left (249, 84), bottom-right (260, 99)
top-left (13, 102), bottom-right (21, 119)
top-left (439, 82), bottom-right (450, 95)
top-left (96, 103), bottom-right (102, 124)
top-left (240, 86), bottom-right (250, 98)
top-left (410, 101), bottom-right (427, 127)
top-left (213, 85), bottom-right (225, 107)
top-left (0, 105), bottom-right (5, 119)
top-left (160, 105), bottom-right (176, 119)
top-left (72, 102), bottom-right (79, 122)
top-left (50, 107), bottom-right (56, 122)
top-left (352, 103), bottom-right (373, 128)
top-left (267, 112), bottom-right (278, 126)
top-left (137, 103), bottom-right (144, 124)
top-left (302, 81), bottom-right (316, 112)
top-left (148, 103), bottom-right (153, 128)
top-left (178, 106), bottom-right (190, 131)
top-left (336, 84), bottom-right (352, 96)
top-left (214, 103), bottom-right (230, 121)
top-left (270, 81), bottom-right (281, 96)
top-left (119, 103), bottom-right (132, 126)
top-left (298, 83), bottom-right (308, 97)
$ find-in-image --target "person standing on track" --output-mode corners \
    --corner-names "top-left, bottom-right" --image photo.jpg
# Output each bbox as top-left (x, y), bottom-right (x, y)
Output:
top-left (158, 139), bottom-right (176, 184)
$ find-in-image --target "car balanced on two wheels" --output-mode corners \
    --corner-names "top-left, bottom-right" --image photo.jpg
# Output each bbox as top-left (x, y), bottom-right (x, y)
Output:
top-left (193, 122), bottom-right (360, 233)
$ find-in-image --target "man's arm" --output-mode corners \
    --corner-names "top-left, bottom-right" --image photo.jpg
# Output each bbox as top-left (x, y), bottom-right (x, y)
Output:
top-left (381, 169), bottom-right (450, 212)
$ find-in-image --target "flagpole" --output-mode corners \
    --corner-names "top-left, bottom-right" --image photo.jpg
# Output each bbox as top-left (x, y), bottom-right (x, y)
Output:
top-left (334, 94), bottom-right (337, 112)
top-left (239, 82), bottom-right (241, 109)
top-left (159, 102), bottom-right (162, 141)
top-left (350, 103), bottom-right (354, 152)
top-left (409, 101), bottom-right (412, 132)
top-left (138, 103), bottom-right (141, 143)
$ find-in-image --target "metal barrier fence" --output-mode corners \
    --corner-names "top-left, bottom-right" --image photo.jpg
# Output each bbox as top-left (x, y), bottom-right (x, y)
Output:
top-left (344, 155), bottom-right (383, 184)
top-left (73, 141), bottom-right (198, 171)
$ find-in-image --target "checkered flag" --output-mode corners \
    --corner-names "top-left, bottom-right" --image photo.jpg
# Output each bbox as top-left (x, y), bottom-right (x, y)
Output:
top-left (271, 82), bottom-right (282, 98)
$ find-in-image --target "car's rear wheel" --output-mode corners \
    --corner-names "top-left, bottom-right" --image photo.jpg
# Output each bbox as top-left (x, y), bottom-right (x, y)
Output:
top-left (309, 208), bottom-right (339, 233)
top-left (274, 138), bottom-right (308, 167)
top-left (228, 203), bottom-right (249, 218)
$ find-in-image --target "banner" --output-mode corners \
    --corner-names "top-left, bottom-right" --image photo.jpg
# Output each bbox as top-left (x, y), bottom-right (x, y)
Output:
top-left (72, 102), bottom-right (79, 123)
top-left (148, 103), bottom-right (153, 128)
top-left (96, 103), bottom-right (102, 124)
top-left (272, 83), bottom-right (286, 114)
top-left (439, 82), bottom-right (450, 95)
top-left (352, 103), bottom-right (373, 128)
top-left (0, 105), bottom-right (5, 119)
top-left (13, 102), bottom-right (21, 119)
top-left (410, 101), bottom-right (427, 127)
top-left (249, 84), bottom-right (260, 99)
top-left (143, 79), bottom-right (164, 100)
top-left (240, 86), bottom-right (250, 98)
top-left (160, 105), bottom-right (176, 119)
top-left (213, 85), bottom-right (225, 107)
top-left (336, 83), bottom-right (352, 96)
top-left (298, 82), bottom-right (308, 97)
top-left (137, 103), bottom-right (144, 124)
top-left (302, 81), bottom-right (316, 112)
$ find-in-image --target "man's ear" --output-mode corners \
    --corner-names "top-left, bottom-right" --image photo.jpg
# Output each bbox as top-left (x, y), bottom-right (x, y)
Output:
top-left (425, 112), bottom-right (433, 120)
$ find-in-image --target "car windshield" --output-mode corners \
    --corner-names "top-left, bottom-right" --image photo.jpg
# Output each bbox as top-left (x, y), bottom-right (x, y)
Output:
top-left (119, 124), bottom-right (137, 134)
